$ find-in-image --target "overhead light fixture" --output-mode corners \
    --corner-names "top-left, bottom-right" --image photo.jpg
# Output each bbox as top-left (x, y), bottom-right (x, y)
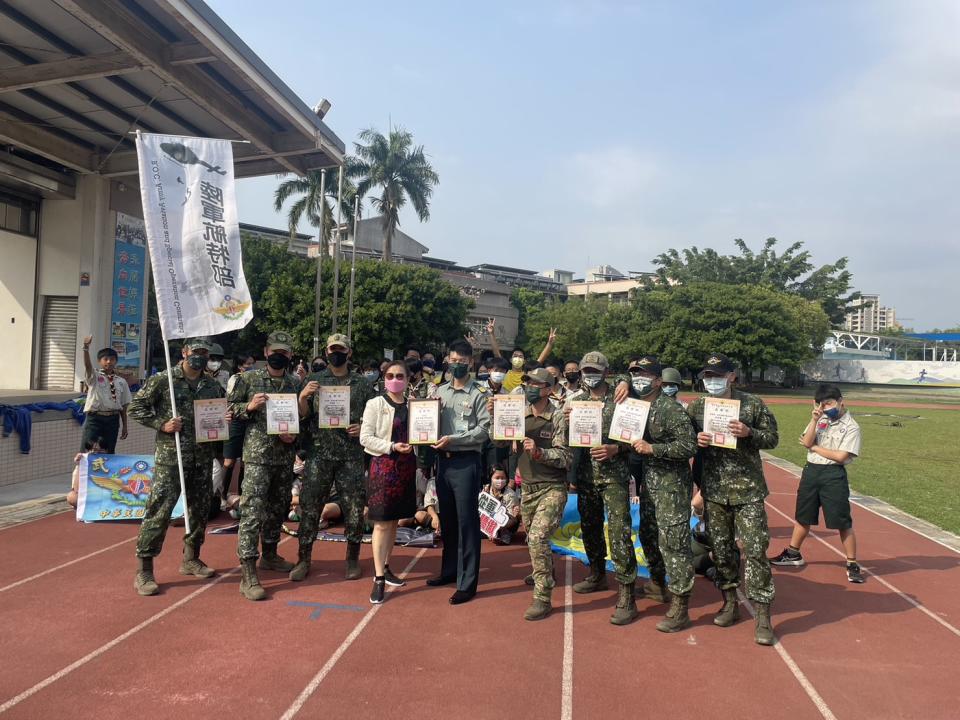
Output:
top-left (313, 99), bottom-right (332, 119)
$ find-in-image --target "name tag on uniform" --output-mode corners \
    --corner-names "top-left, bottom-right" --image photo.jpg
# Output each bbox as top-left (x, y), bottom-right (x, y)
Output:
top-left (539, 429), bottom-right (552, 439)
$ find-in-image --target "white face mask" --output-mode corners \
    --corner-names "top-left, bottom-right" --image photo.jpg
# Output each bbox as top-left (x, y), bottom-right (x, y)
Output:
top-left (662, 385), bottom-right (679, 396)
top-left (489, 371), bottom-right (506, 384)
top-left (492, 477), bottom-right (508, 490)
top-left (582, 373), bottom-right (603, 388)
top-left (703, 376), bottom-right (729, 396)
top-left (207, 360), bottom-right (222, 372)
top-left (363, 371), bottom-right (379, 382)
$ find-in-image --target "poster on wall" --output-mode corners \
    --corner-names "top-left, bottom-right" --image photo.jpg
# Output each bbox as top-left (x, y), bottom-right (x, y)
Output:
top-left (111, 212), bottom-right (149, 371)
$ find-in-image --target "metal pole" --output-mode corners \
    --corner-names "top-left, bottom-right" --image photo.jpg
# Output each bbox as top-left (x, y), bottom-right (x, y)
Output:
top-left (331, 165), bottom-right (344, 334)
top-left (312, 169), bottom-right (327, 359)
top-left (161, 338), bottom-right (191, 535)
top-left (347, 194), bottom-right (360, 339)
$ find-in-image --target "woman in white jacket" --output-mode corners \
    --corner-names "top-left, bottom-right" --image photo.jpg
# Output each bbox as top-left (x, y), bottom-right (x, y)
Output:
top-left (360, 360), bottom-right (417, 604)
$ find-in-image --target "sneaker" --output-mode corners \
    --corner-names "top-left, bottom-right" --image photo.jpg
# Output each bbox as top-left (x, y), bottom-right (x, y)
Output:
top-left (770, 547), bottom-right (805, 567)
top-left (383, 566), bottom-right (406, 587)
top-left (847, 562), bottom-right (866, 584)
top-left (370, 578), bottom-right (385, 604)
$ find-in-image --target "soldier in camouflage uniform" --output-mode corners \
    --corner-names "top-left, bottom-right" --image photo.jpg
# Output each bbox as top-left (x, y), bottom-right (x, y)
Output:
top-left (686, 352), bottom-right (779, 645)
top-left (129, 337), bottom-right (226, 596)
top-left (626, 356), bottom-right (698, 632)
top-left (227, 330), bottom-right (302, 601)
top-left (496, 368), bottom-right (571, 621)
top-left (293, 333), bottom-right (376, 581)
top-left (566, 351), bottom-right (639, 626)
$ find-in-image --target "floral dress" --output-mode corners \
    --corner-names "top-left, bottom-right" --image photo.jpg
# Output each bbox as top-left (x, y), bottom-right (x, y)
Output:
top-left (367, 397), bottom-right (417, 521)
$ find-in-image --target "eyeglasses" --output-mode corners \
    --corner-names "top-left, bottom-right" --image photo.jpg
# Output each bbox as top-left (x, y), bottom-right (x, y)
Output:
top-left (384, 372), bottom-right (406, 380)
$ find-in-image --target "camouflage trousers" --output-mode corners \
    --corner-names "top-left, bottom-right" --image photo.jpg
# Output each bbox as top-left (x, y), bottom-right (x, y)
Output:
top-left (521, 484), bottom-right (567, 603)
top-left (635, 479), bottom-right (666, 583)
top-left (649, 477), bottom-right (695, 596)
top-left (237, 463), bottom-right (293, 560)
top-left (136, 458), bottom-right (211, 558)
top-left (300, 453), bottom-right (366, 546)
top-left (577, 480), bottom-right (637, 585)
top-left (705, 499), bottom-right (775, 604)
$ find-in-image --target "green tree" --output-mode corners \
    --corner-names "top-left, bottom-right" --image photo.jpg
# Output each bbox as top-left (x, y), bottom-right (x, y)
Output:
top-left (647, 238), bottom-right (857, 326)
top-left (273, 169), bottom-right (355, 255)
top-left (509, 288), bottom-right (548, 349)
top-left (348, 127), bottom-right (439, 261)
top-left (524, 296), bottom-right (607, 363)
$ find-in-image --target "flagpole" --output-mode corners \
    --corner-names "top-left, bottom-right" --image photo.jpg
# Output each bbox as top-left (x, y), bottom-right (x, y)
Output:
top-left (347, 194), bottom-right (360, 339)
top-left (161, 337), bottom-right (192, 535)
top-left (312, 168), bottom-right (327, 359)
top-left (331, 165), bottom-right (344, 334)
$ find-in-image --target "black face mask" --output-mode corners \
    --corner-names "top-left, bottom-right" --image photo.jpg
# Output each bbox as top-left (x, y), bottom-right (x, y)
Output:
top-left (327, 351), bottom-right (348, 368)
top-left (450, 362), bottom-right (469, 379)
top-left (187, 354), bottom-right (207, 371)
top-left (311, 362), bottom-right (325, 373)
top-left (564, 372), bottom-right (581, 385)
top-left (266, 353), bottom-right (289, 370)
top-left (476, 372), bottom-right (490, 382)
top-left (422, 359), bottom-right (436, 370)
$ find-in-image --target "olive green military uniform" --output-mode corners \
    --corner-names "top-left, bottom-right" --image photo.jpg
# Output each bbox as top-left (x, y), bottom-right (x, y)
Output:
top-left (299, 368), bottom-right (376, 546)
top-left (129, 362), bottom-right (224, 558)
top-left (687, 389), bottom-right (779, 603)
top-left (228, 367), bottom-right (302, 560)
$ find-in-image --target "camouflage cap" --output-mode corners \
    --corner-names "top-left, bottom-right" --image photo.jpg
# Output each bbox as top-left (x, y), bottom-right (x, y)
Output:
top-left (700, 352), bottom-right (735, 375)
top-left (579, 351), bottom-right (609, 371)
top-left (661, 367), bottom-right (683, 385)
top-left (210, 342), bottom-right (224, 357)
top-left (266, 330), bottom-right (294, 352)
top-left (523, 367), bottom-right (556, 386)
top-left (628, 355), bottom-right (662, 376)
top-left (184, 337), bottom-right (214, 352)
top-left (326, 333), bottom-right (351, 351)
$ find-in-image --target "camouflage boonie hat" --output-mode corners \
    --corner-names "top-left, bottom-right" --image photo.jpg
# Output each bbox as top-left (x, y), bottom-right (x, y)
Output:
top-left (523, 367), bottom-right (556, 386)
top-left (210, 342), bottom-right (224, 357)
top-left (579, 351), bottom-right (609, 371)
top-left (326, 333), bottom-right (351, 351)
top-left (700, 352), bottom-right (735, 375)
top-left (661, 367), bottom-right (683, 385)
top-left (184, 337), bottom-right (214, 351)
top-left (628, 355), bottom-right (662, 375)
top-left (266, 330), bottom-right (294, 352)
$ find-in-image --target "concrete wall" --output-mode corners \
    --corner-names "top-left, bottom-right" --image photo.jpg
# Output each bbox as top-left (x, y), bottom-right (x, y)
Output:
top-left (0, 228), bottom-right (37, 389)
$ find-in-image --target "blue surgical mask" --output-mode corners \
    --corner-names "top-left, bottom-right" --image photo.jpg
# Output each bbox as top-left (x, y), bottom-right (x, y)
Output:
top-left (823, 407), bottom-right (841, 420)
top-left (489, 371), bottom-right (506, 384)
top-left (703, 377), bottom-right (728, 396)
top-left (662, 385), bottom-right (679, 397)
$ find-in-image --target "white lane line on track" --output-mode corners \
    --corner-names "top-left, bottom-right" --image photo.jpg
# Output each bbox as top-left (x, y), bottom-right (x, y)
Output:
top-left (280, 548), bottom-right (428, 720)
top-left (0, 536), bottom-right (137, 593)
top-left (0, 537), bottom-right (290, 714)
top-left (737, 590), bottom-right (838, 720)
top-left (561, 557), bottom-right (573, 720)
top-left (764, 500), bottom-right (960, 639)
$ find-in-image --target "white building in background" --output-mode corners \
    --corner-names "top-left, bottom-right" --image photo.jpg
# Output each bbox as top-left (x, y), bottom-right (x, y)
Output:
top-left (844, 294), bottom-right (898, 333)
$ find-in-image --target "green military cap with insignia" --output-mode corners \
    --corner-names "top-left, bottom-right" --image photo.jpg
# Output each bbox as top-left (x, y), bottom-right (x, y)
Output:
top-left (700, 352), bottom-right (735, 375)
top-left (184, 336), bottom-right (214, 351)
top-left (266, 330), bottom-right (294, 352)
top-left (523, 367), bottom-right (556, 385)
top-left (579, 351), bottom-right (609, 371)
top-left (326, 333), bottom-right (351, 351)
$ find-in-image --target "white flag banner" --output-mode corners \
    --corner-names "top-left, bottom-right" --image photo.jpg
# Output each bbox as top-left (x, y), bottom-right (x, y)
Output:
top-left (136, 132), bottom-right (253, 339)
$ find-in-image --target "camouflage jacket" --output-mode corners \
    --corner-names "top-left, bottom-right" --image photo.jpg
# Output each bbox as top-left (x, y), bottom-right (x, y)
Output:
top-left (497, 403), bottom-right (572, 487)
top-left (227, 368), bottom-right (302, 467)
top-left (686, 389), bottom-right (779, 504)
top-left (642, 392), bottom-right (697, 492)
top-left (128, 363), bottom-right (224, 465)
top-left (575, 382), bottom-right (631, 486)
top-left (302, 368), bottom-right (376, 460)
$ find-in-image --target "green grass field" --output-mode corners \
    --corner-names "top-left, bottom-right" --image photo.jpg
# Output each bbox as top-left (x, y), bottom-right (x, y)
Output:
top-left (762, 402), bottom-right (960, 536)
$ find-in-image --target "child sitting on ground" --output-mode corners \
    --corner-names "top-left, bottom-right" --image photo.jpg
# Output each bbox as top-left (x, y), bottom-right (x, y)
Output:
top-left (482, 464), bottom-right (521, 545)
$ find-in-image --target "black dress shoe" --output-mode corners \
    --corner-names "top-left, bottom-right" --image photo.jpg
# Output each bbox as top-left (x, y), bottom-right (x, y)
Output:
top-left (449, 590), bottom-right (476, 605)
top-left (426, 575), bottom-right (456, 587)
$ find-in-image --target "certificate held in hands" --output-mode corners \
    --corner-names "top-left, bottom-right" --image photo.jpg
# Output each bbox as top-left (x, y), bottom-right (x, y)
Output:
top-left (703, 397), bottom-right (740, 449)
top-left (318, 386), bottom-right (351, 429)
top-left (492, 395), bottom-right (525, 441)
top-left (194, 398), bottom-right (228, 442)
top-left (569, 401), bottom-right (603, 448)
top-left (266, 394), bottom-right (299, 435)
top-left (609, 398), bottom-right (651, 443)
top-left (408, 398), bottom-right (440, 445)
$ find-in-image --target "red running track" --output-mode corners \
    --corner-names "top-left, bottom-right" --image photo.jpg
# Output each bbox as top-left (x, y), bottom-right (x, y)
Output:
top-left (0, 462), bottom-right (957, 720)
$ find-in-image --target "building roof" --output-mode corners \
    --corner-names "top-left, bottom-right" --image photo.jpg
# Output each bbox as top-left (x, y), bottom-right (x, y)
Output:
top-left (239, 222), bottom-right (312, 241)
top-left (470, 263), bottom-right (540, 276)
top-left (0, 0), bottom-right (344, 182)
top-left (906, 333), bottom-right (960, 342)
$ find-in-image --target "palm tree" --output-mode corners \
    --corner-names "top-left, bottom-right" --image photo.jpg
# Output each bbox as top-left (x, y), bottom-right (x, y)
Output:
top-left (348, 127), bottom-right (439, 261)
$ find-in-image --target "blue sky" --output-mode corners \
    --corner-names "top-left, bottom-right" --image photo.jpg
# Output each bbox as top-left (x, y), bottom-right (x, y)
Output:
top-left (209, 0), bottom-right (960, 330)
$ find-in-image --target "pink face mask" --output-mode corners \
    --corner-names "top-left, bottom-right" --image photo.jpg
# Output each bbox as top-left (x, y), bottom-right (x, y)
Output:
top-left (385, 378), bottom-right (407, 394)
